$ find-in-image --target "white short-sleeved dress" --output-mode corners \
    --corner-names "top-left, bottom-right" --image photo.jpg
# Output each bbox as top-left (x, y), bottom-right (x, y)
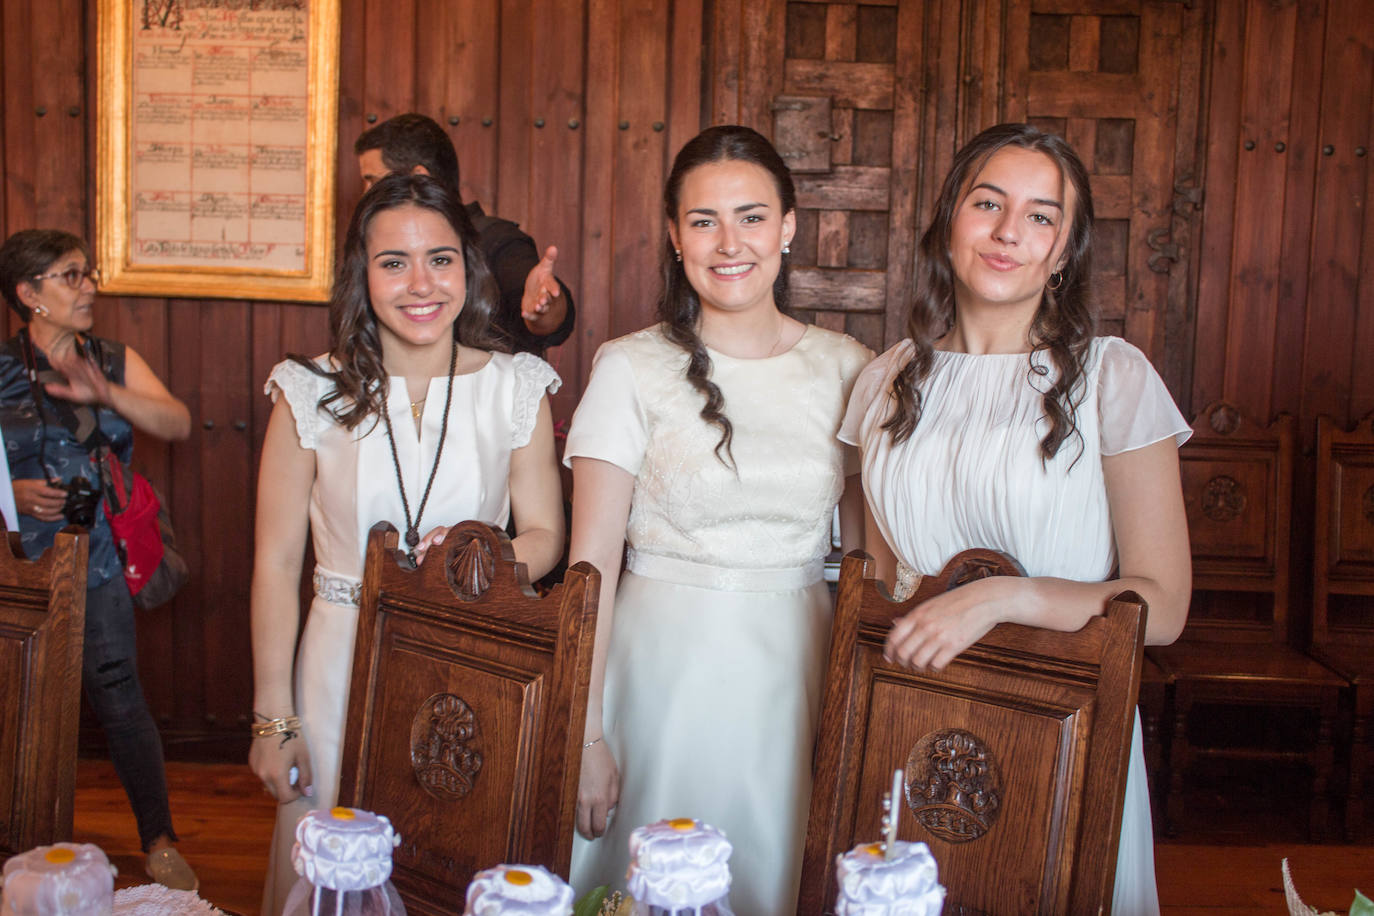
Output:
top-left (839, 336), bottom-right (1189, 916)
top-left (259, 351), bottom-right (559, 916)
top-left (565, 324), bottom-right (872, 914)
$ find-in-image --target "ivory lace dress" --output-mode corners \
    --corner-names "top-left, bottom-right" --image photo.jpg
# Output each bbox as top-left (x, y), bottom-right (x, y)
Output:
top-left (564, 324), bottom-right (872, 915)
top-left (259, 351), bottom-right (559, 916)
top-left (838, 336), bottom-right (1189, 916)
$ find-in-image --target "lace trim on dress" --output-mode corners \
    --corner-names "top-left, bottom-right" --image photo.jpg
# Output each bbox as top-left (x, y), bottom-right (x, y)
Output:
top-left (313, 566), bottom-right (361, 607)
top-left (894, 561), bottom-right (922, 601)
top-left (510, 352), bottom-right (562, 448)
top-left (265, 360), bottom-right (324, 450)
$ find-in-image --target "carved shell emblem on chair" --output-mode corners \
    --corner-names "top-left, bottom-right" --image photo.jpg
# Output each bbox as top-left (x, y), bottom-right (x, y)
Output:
top-left (1201, 475), bottom-right (1247, 522)
top-left (1208, 404), bottom-right (1242, 436)
top-left (905, 728), bottom-right (1002, 843)
top-left (446, 536), bottom-right (495, 601)
top-left (410, 693), bottom-right (483, 800)
top-left (949, 557), bottom-right (1003, 588)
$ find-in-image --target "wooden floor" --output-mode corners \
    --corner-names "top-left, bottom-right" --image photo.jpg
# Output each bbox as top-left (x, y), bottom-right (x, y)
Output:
top-left (71, 759), bottom-right (1371, 915)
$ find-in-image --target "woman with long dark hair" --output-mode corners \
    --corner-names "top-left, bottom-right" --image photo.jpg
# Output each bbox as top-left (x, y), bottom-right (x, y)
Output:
top-left (841, 123), bottom-right (1190, 912)
top-left (248, 174), bottom-right (565, 913)
top-left (0, 228), bottom-right (195, 890)
top-left (564, 126), bottom-right (872, 912)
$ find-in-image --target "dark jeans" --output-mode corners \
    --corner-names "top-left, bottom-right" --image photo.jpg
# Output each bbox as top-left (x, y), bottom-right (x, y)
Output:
top-left (84, 576), bottom-right (177, 851)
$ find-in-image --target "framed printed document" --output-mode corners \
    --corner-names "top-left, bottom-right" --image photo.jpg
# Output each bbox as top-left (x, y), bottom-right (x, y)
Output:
top-left (97, 0), bottom-right (340, 302)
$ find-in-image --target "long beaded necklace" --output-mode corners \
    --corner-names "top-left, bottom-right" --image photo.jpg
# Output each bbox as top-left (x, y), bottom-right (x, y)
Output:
top-left (381, 335), bottom-right (458, 566)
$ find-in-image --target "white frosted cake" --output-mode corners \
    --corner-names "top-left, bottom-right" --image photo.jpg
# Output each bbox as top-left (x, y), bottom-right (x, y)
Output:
top-left (626, 818), bottom-right (732, 912)
top-left (462, 865), bottom-right (573, 915)
top-left (834, 841), bottom-right (945, 916)
top-left (292, 807), bottom-right (399, 892)
top-left (1, 844), bottom-right (115, 916)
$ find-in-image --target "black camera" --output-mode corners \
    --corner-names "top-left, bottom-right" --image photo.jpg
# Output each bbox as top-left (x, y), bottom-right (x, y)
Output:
top-left (58, 476), bottom-right (102, 527)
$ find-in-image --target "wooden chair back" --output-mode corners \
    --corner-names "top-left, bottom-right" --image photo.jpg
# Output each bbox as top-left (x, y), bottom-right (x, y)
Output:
top-left (0, 527), bottom-right (88, 855)
top-left (1313, 412), bottom-right (1374, 647)
top-left (337, 521), bottom-right (597, 911)
top-left (799, 548), bottom-right (1145, 915)
top-left (1177, 401), bottom-right (1295, 643)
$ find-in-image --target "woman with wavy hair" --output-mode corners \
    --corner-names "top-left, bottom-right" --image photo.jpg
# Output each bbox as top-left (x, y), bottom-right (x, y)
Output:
top-left (840, 123), bottom-right (1190, 913)
top-left (564, 125), bottom-right (872, 911)
top-left (248, 174), bottom-right (564, 914)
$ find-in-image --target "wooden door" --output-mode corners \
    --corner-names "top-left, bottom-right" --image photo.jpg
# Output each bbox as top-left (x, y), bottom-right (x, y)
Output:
top-left (719, 0), bottom-right (1208, 401)
top-left (1009, 0), bottom-right (1208, 401)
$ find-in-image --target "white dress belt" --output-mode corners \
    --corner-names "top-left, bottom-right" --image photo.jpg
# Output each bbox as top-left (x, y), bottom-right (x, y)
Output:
top-left (626, 548), bottom-right (824, 592)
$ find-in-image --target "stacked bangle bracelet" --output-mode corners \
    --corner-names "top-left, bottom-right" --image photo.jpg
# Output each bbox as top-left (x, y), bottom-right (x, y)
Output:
top-left (251, 715), bottom-right (301, 739)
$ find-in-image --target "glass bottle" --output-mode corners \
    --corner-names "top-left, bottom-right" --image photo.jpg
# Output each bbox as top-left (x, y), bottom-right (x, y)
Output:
top-left (626, 818), bottom-right (734, 916)
top-left (0, 843), bottom-right (115, 916)
top-left (282, 807), bottom-right (405, 916)
top-left (463, 864), bottom-right (573, 915)
top-left (833, 840), bottom-right (945, 916)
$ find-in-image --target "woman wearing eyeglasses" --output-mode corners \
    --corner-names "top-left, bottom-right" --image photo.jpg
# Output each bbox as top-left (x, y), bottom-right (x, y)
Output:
top-left (0, 229), bottom-right (195, 889)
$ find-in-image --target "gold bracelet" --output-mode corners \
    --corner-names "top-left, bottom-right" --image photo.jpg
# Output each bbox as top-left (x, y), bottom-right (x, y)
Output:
top-left (251, 715), bottom-right (301, 739)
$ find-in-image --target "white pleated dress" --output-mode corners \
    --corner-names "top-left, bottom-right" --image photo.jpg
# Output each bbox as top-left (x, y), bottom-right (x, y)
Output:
top-left (838, 336), bottom-right (1190, 916)
top-left (259, 351), bottom-right (559, 916)
top-left (565, 325), bottom-right (872, 915)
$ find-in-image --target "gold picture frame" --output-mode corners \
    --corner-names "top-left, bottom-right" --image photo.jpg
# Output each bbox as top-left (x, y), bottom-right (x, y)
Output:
top-left (96, 0), bottom-right (339, 302)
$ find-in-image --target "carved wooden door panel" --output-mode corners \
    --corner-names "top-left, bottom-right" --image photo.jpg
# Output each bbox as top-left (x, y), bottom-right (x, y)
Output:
top-left (728, 0), bottom-right (1206, 397)
top-left (1006, 0), bottom-right (1207, 399)
top-left (770, 1), bottom-right (922, 355)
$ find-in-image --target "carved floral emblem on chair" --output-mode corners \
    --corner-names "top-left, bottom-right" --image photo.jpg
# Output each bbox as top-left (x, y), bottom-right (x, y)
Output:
top-left (905, 728), bottom-right (1002, 843)
top-left (410, 693), bottom-right (483, 800)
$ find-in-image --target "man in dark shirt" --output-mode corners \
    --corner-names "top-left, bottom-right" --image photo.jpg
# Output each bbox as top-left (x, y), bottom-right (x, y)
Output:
top-left (355, 114), bottom-right (575, 355)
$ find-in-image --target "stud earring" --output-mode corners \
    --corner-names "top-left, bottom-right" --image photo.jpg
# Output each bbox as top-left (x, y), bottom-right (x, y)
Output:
top-left (674, 250), bottom-right (682, 262)
top-left (782, 243), bottom-right (791, 255)
top-left (32, 305), bottom-right (48, 316)
top-left (1046, 271), bottom-right (1063, 291)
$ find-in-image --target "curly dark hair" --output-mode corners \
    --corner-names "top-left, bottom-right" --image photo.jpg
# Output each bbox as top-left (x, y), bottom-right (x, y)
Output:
top-left (658, 125), bottom-right (796, 467)
top-left (884, 123), bottom-right (1096, 462)
top-left (294, 173), bottom-right (502, 430)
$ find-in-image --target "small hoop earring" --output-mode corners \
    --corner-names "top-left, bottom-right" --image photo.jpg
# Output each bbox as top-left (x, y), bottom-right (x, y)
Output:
top-left (674, 250), bottom-right (682, 262)
top-left (1047, 271), bottom-right (1064, 291)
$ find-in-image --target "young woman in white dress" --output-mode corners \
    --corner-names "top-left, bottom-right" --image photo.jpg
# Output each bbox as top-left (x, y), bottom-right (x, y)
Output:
top-left (247, 174), bottom-right (565, 914)
top-left (565, 126), bottom-right (872, 913)
top-left (839, 123), bottom-right (1191, 915)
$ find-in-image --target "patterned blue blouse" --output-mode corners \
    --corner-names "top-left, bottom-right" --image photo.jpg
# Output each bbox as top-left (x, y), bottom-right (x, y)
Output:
top-left (0, 334), bottom-right (134, 587)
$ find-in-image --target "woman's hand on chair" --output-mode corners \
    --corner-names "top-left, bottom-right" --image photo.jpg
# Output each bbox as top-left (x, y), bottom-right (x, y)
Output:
top-left (575, 739), bottom-right (620, 840)
top-left (249, 731), bottom-right (314, 804)
top-left (884, 575), bottom-right (1019, 671)
top-left (413, 525), bottom-right (451, 566)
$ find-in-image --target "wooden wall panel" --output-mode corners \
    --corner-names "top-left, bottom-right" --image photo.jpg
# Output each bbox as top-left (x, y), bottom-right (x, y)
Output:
top-left (1298, 0), bottom-right (1374, 428)
top-left (421, 0), bottom-right (502, 209)
top-left (1221, 0), bottom-right (1299, 419)
top-left (1192, 0), bottom-right (1374, 434)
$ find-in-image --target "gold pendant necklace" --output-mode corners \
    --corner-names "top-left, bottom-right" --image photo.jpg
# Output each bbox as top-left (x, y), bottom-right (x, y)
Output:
top-left (410, 397), bottom-right (426, 419)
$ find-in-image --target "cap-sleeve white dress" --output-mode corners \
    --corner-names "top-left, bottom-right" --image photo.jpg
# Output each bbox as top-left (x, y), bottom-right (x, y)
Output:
top-left (839, 336), bottom-right (1190, 916)
top-left (565, 324), bottom-right (872, 914)
top-left (259, 351), bottom-right (559, 916)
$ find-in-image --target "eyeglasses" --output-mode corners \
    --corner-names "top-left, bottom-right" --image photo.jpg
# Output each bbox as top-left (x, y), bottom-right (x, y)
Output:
top-left (31, 265), bottom-right (100, 289)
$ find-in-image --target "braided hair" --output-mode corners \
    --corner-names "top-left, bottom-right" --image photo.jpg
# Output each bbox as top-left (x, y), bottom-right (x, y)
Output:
top-left (657, 125), bottom-right (797, 467)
